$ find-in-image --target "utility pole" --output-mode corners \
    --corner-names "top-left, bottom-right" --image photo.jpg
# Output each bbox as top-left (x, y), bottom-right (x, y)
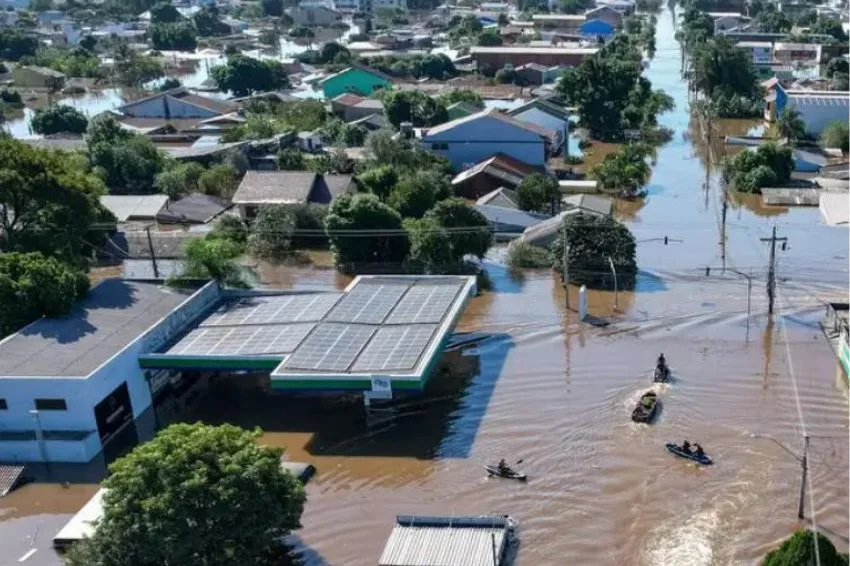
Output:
top-left (608, 256), bottom-right (618, 311)
top-left (798, 434), bottom-right (809, 520)
top-left (145, 225), bottom-right (160, 279)
top-left (761, 226), bottom-right (788, 315)
top-left (563, 240), bottom-right (570, 310)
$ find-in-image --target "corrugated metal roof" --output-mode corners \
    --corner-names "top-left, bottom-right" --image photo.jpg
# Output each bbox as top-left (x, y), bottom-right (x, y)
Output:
top-left (100, 194), bottom-right (169, 222)
top-left (379, 515), bottom-right (512, 566)
top-left (0, 464), bottom-right (25, 497)
top-left (760, 187), bottom-right (820, 206)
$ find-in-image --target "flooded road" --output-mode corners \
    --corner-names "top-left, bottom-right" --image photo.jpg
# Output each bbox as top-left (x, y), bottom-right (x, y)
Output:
top-left (1, 7), bottom-right (848, 566)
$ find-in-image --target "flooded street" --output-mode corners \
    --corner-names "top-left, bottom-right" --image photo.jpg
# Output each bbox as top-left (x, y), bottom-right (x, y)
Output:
top-left (1, 7), bottom-right (848, 566)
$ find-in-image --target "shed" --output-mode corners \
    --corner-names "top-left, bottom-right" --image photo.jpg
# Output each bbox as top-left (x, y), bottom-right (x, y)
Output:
top-left (379, 515), bottom-right (515, 566)
top-left (155, 193), bottom-right (232, 225)
top-left (100, 194), bottom-right (169, 222)
top-left (579, 19), bottom-right (615, 39)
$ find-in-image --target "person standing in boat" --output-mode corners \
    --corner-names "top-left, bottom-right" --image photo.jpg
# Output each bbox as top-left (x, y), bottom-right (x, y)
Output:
top-left (657, 353), bottom-right (666, 368)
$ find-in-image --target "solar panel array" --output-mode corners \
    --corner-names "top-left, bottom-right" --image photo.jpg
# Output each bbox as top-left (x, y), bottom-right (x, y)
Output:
top-left (352, 324), bottom-right (438, 372)
top-left (325, 280), bottom-right (412, 325)
top-left (168, 323), bottom-right (315, 356)
top-left (284, 323), bottom-right (376, 372)
top-left (203, 294), bottom-right (342, 326)
top-left (385, 281), bottom-right (463, 324)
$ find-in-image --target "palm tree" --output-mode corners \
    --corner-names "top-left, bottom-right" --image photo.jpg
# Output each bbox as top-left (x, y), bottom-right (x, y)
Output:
top-left (775, 108), bottom-right (806, 142)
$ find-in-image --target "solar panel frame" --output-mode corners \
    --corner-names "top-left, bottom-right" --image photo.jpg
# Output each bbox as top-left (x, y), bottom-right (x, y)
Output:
top-left (384, 281), bottom-right (463, 324)
top-left (284, 323), bottom-right (376, 372)
top-left (325, 280), bottom-right (413, 325)
top-left (351, 324), bottom-right (439, 372)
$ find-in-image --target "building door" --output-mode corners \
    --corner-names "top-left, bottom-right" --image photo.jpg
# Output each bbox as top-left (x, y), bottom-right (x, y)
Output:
top-left (94, 382), bottom-right (135, 446)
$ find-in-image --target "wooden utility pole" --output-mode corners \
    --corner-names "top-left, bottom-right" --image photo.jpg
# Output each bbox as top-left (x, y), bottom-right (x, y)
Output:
top-left (563, 241), bottom-right (570, 309)
top-left (798, 435), bottom-right (809, 520)
top-left (761, 226), bottom-right (788, 315)
top-left (145, 225), bottom-right (160, 279)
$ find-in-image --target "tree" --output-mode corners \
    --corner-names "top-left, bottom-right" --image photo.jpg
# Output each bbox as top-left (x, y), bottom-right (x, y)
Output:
top-left (516, 173), bottom-right (560, 214)
top-left (756, 6), bottom-right (792, 33)
top-left (211, 215), bottom-right (248, 245)
top-left (0, 29), bottom-right (38, 60)
top-left (325, 193), bottom-right (409, 272)
top-left (497, 13), bottom-right (509, 26)
top-left (810, 16), bottom-right (848, 42)
top-left (551, 213), bottom-right (637, 287)
top-left (424, 197), bottom-right (492, 259)
top-left (87, 115), bottom-right (166, 194)
top-left (248, 204), bottom-right (296, 257)
top-left (31, 104), bottom-right (88, 135)
top-left (197, 165), bottom-right (239, 198)
top-left (403, 216), bottom-right (454, 269)
top-left (28, 0), bottom-right (53, 11)
top-left (691, 36), bottom-right (758, 99)
top-left (436, 89), bottom-right (483, 108)
top-left (288, 25), bottom-right (315, 39)
top-left (590, 144), bottom-right (651, 198)
top-left (557, 0), bottom-right (593, 13)
top-left (477, 28), bottom-right (503, 46)
top-left (0, 138), bottom-right (106, 263)
top-left (380, 90), bottom-right (448, 128)
top-left (79, 35), bottom-right (97, 52)
top-left (193, 4), bottom-right (228, 36)
top-left (389, 170), bottom-right (452, 218)
top-left (276, 148), bottom-right (306, 170)
top-left (153, 162), bottom-right (205, 198)
top-left (150, 21), bottom-right (198, 51)
top-left (65, 423), bottom-right (306, 566)
top-left (158, 77), bottom-right (182, 91)
top-left (0, 252), bottom-right (89, 336)
top-left (114, 49), bottom-right (164, 86)
top-left (821, 121), bottom-right (849, 154)
top-left (261, 0), bottom-right (283, 16)
top-left (176, 236), bottom-right (248, 286)
top-left (211, 55), bottom-right (290, 96)
top-left (357, 165), bottom-right (398, 201)
top-left (826, 57), bottom-right (849, 78)
top-left (762, 530), bottom-right (848, 566)
top-left (150, 1), bottom-right (180, 23)
top-left (723, 142), bottom-right (794, 193)
top-left (775, 108), bottom-right (806, 141)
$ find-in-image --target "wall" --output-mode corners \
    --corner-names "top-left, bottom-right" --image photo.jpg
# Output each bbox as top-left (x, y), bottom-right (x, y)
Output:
top-left (0, 432), bottom-right (100, 463)
top-left (422, 116), bottom-right (545, 169)
top-left (788, 98), bottom-right (850, 135)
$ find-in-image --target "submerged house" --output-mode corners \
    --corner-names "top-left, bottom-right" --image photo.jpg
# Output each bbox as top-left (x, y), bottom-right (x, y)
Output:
top-left (764, 85), bottom-right (850, 136)
top-left (319, 64), bottom-right (393, 99)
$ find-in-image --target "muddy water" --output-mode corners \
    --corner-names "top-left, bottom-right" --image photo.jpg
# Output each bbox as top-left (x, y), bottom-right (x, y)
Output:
top-left (2, 6), bottom-right (849, 566)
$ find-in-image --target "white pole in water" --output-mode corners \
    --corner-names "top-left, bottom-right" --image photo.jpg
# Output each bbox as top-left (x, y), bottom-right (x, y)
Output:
top-left (30, 410), bottom-right (48, 463)
top-left (608, 256), bottom-right (618, 311)
top-left (578, 285), bottom-right (588, 321)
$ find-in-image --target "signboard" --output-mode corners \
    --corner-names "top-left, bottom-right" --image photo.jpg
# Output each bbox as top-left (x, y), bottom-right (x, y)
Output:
top-left (369, 376), bottom-right (393, 399)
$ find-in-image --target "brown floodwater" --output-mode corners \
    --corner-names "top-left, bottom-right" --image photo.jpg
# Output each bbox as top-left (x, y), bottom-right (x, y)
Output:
top-left (2, 7), bottom-right (848, 566)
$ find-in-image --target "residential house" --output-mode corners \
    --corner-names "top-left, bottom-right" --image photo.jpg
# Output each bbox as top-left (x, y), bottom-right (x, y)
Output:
top-left (507, 98), bottom-right (571, 154)
top-left (37, 9), bottom-right (65, 26)
top-left (155, 193), bottom-right (232, 225)
top-left (349, 112), bottom-right (389, 131)
top-left (707, 12), bottom-right (748, 33)
top-left (520, 209), bottom-right (585, 247)
top-left (736, 41), bottom-right (773, 64)
top-left (422, 109), bottom-right (554, 171)
top-left (446, 100), bottom-right (484, 120)
top-left (319, 64), bottom-right (393, 99)
top-left (232, 171), bottom-right (355, 219)
top-left (451, 153), bottom-right (540, 198)
top-left (474, 204), bottom-right (550, 240)
top-left (764, 85), bottom-right (850, 136)
top-left (12, 65), bottom-right (65, 89)
top-left (532, 14), bottom-right (586, 32)
top-left (286, 5), bottom-right (342, 26)
top-left (104, 87), bottom-right (238, 134)
top-left (330, 93), bottom-right (385, 121)
top-left (562, 194), bottom-right (613, 216)
top-left (297, 130), bottom-right (324, 152)
top-left (593, 0), bottom-right (635, 14)
top-left (100, 195), bottom-right (169, 223)
top-left (585, 5), bottom-right (622, 27)
top-left (772, 42), bottom-right (821, 65)
top-left (221, 17), bottom-right (248, 34)
top-left (470, 46), bottom-right (599, 74)
top-left (476, 186), bottom-right (519, 209)
top-left (579, 19), bottom-right (615, 40)
top-left (790, 148), bottom-right (828, 173)
top-left (479, 2), bottom-right (510, 12)
top-left (515, 63), bottom-right (563, 85)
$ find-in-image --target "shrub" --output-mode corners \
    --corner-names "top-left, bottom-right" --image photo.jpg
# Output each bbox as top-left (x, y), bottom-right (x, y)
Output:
top-left (506, 240), bottom-right (553, 269)
top-left (248, 204), bottom-right (296, 258)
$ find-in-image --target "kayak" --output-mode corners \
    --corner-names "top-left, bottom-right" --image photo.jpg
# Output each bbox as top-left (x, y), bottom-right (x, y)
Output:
top-left (654, 365), bottom-right (670, 383)
top-left (484, 465), bottom-right (527, 481)
top-left (631, 391), bottom-right (658, 423)
top-left (666, 443), bottom-right (713, 466)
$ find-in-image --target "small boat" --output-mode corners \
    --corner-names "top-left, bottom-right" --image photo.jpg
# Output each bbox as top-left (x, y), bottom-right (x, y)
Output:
top-left (666, 442), bottom-right (713, 466)
top-left (484, 465), bottom-right (527, 481)
top-left (631, 391), bottom-right (658, 423)
top-left (654, 364), bottom-right (670, 383)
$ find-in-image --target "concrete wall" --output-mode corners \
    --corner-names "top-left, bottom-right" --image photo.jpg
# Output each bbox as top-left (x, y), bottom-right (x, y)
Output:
top-left (0, 431), bottom-right (100, 463)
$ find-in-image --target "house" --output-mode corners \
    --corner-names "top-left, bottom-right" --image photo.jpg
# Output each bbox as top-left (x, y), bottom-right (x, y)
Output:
top-left (330, 93), bottom-right (385, 121)
top-left (507, 98), bottom-right (571, 154)
top-left (100, 195), bottom-right (169, 223)
top-left (585, 5), bottom-right (622, 27)
top-left (12, 65), bottom-right (65, 90)
top-left (422, 109), bottom-right (554, 171)
top-left (737, 41), bottom-right (773, 64)
top-left (319, 64), bottom-right (393, 99)
top-left (532, 14), bottom-right (586, 32)
top-left (349, 112), bottom-right (390, 131)
top-left (297, 130), bottom-right (324, 152)
top-left (105, 87), bottom-right (238, 133)
top-left (474, 204), bottom-right (550, 240)
top-left (515, 63), bottom-right (563, 85)
top-left (594, 0), bottom-right (635, 14)
top-left (764, 85), bottom-right (850, 136)
top-left (155, 193), bottom-right (232, 225)
top-left (451, 153), bottom-right (540, 198)
top-left (470, 46), bottom-right (599, 74)
top-left (772, 42), bottom-right (821, 65)
top-left (579, 18), bottom-right (615, 39)
top-left (562, 193), bottom-right (613, 216)
top-left (232, 171), bottom-right (355, 218)
top-left (285, 5), bottom-right (342, 26)
top-left (221, 17), bottom-right (248, 34)
top-left (476, 186), bottom-right (519, 209)
top-left (37, 9), bottom-right (65, 25)
top-left (790, 148), bottom-right (828, 172)
top-left (707, 12), bottom-right (748, 33)
top-left (519, 209), bottom-right (585, 247)
top-left (446, 100), bottom-right (484, 120)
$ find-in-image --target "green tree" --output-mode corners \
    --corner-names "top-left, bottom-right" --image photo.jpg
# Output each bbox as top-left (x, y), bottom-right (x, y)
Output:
top-left (153, 162), bottom-right (205, 198)
top-left (810, 16), bottom-right (848, 42)
top-left (0, 252), bottom-right (89, 336)
top-left (31, 104), bottom-right (88, 135)
top-left (86, 114), bottom-right (166, 194)
top-left (65, 423), bottom-right (306, 566)
top-left (288, 25), bottom-right (315, 39)
top-left (0, 28), bottom-right (39, 60)
top-left (691, 36), bottom-right (758, 99)
top-left (276, 148), bottom-right (306, 170)
top-left (506, 240), bottom-right (553, 269)
top-left (150, 21), bottom-right (198, 51)
top-left (79, 35), bottom-right (97, 52)
top-left (211, 215), bottom-right (248, 245)
top-left (762, 530), bottom-right (848, 566)
top-left (424, 197), bottom-right (492, 259)
top-left (114, 48), bottom-right (164, 86)
top-left (211, 55), bottom-right (290, 96)
top-left (248, 204), bottom-right (296, 258)
top-left (516, 173), bottom-right (560, 214)
top-left (436, 88), bottom-right (484, 108)
top-left (477, 27), bottom-right (503, 46)
top-left (756, 6), bottom-right (792, 33)
top-left (0, 138), bottom-right (106, 263)
top-left (723, 142), bottom-right (794, 193)
top-left (357, 165), bottom-right (398, 201)
top-left (403, 216), bottom-right (453, 269)
top-left (197, 164), bottom-right (239, 198)
top-left (325, 193), bottom-right (409, 272)
top-left (389, 170), bottom-right (452, 218)
top-left (158, 77), bottom-right (182, 91)
top-left (380, 90), bottom-right (448, 128)
top-left (181, 236), bottom-right (247, 286)
top-left (677, 6), bottom-right (714, 52)
top-left (557, 0), bottom-right (593, 13)
top-left (590, 144), bottom-right (651, 198)
top-left (775, 108), bottom-right (806, 141)
top-left (193, 4), bottom-right (228, 36)
top-left (826, 57), bottom-right (849, 78)
top-left (551, 213), bottom-right (637, 287)
top-left (261, 0), bottom-right (283, 16)
top-left (821, 121), bottom-right (849, 154)
top-left (150, 1), bottom-right (180, 23)
top-left (28, 0), bottom-right (53, 11)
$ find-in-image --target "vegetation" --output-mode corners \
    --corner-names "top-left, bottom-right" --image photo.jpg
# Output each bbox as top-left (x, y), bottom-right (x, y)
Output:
top-left (210, 215), bottom-right (248, 246)
top-left (193, 4), bottom-right (230, 36)
top-left (153, 162), bottom-right (205, 199)
top-left (288, 26), bottom-right (315, 39)
top-left (222, 100), bottom-right (327, 143)
top-left (723, 143), bottom-right (793, 194)
top-left (755, 5), bottom-right (792, 33)
top-left (0, 28), bottom-right (38, 61)
top-left (388, 170), bottom-right (452, 218)
top-left (65, 423), bottom-right (306, 566)
top-left (113, 47), bottom-right (164, 86)
top-left (150, 21), bottom-right (199, 51)
top-left (197, 164), bottom-right (240, 198)
top-left (476, 28), bottom-right (503, 46)
top-left (31, 104), bottom-right (88, 135)
top-left (809, 16), bottom-right (849, 42)
top-left (590, 144), bottom-right (651, 198)
top-left (362, 129), bottom-right (452, 177)
top-left (774, 108), bottom-right (806, 141)
top-left (557, 0), bottom-right (593, 13)
top-left (762, 530), bottom-right (849, 566)
top-left (248, 205), bottom-right (296, 258)
top-left (261, 0), bottom-right (284, 17)
top-left (436, 89), bottom-right (484, 108)
top-left (506, 240), bottom-right (553, 269)
top-left (296, 42), bottom-right (351, 66)
top-left (690, 36), bottom-right (760, 118)
top-left (0, 252), bottom-right (89, 337)
top-left (180, 236), bottom-right (248, 287)
top-left (289, 203), bottom-right (329, 248)
top-left (821, 121), bottom-right (850, 154)
top-left (357, 165), bottom-right (398, 200)
top-left (150, 1), bottom-right (181, 23)
top-left (211, 55), bottom-right (290, 96)
top-left (86, 114), bottom-right (167, 194)
top-left (276, 148), bottom-right (306, 170)
top-left (551, 213), bottom-right (637, 288)
top-left (23, 46), bottom-right (105, 79)
top-left (158, 77), bottom-right (182, 91)
top-left (516, 173), bottom-right (561, 214)
top-left (380, 90), bottom-right (448, 128)
top-left (365, 53), bottom-right (456, 80)
top-left (320, 119), bottom-right (366, 147)
top-left (424, 198), bottom-right (493, 260)
top-left (677, 5), bottom-right (714, 53)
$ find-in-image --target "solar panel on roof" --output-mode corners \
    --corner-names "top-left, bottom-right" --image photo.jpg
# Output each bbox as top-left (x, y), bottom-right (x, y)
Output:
top-left (202, 294), bottom-right (342, 326)
top-left (352, 324), bottom-right (438, 372)
top-left (168, 323), bottom-right (314, 356)
top-left (385, 281), bottom-right (462, 324)
top-left (325, 280), bottom-right (412, 325)
top-left (284, 323), bottom-right (375, 371)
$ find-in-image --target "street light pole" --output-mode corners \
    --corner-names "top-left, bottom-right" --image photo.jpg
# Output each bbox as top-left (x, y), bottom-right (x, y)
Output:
top-left (608, 256), bottom-right (618, 311)
top-left (751, 433), bottom-right (809, 520)
top-left (30, 409), bottom-right (48, 463)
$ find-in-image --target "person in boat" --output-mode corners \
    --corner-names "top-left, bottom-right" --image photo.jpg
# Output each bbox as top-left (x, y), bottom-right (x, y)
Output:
top-left (693, 443), bottom-right (704, 458)
top-left (681, 440), bottom-right (691, 453)
top-left (497, 459), bottom-right (511, 474)
top-left (657, 353), bottom-right (666, 368)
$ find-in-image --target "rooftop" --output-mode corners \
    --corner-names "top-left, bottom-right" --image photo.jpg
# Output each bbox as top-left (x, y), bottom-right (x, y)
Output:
top-left (424, 108), bottom-right (557, 142)
top-left (232, 171), bottom-right (354, 206)
top-left (0, 280), bottom-right (194, 378)
top-left (100, 194), bottom-right (169, 222)
top-left (156, 193), bottom-right (232, 225)
top-left (470, 46), bottom-right (599, 55)
top-left (18, 65), bottom-right (66, 78)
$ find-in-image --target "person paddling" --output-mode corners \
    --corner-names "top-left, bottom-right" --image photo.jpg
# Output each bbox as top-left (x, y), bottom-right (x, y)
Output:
top-left (497, 459), bottom-right (511, 475)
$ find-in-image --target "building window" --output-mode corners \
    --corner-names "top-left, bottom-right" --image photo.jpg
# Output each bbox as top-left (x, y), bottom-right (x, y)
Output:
top-left (35, 398), bottom-right (67, 411)
top-left (431, 143), bottom-right (448, 151)
top-left (0, 399), bottom-right (6, 410)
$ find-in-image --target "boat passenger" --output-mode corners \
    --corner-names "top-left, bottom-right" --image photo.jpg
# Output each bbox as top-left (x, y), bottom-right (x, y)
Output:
top-left (497, 459), bottom-right (510, 474)
top-left (657, 353), bottom-right (666, 368)
top-left (681, 440), bottom-right (691, 453)
top-left (693, 444), bottom-right (704, 458)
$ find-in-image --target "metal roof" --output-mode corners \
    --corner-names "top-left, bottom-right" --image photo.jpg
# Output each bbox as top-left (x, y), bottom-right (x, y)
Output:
top-left (379, 515), bottom-right (512, 566)
top-left (760, 187), bottom-right (820, 206)
top-left (0, 464), bottom-right (25, 497)
top-left (100, 194), bottom-right (169, 222)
